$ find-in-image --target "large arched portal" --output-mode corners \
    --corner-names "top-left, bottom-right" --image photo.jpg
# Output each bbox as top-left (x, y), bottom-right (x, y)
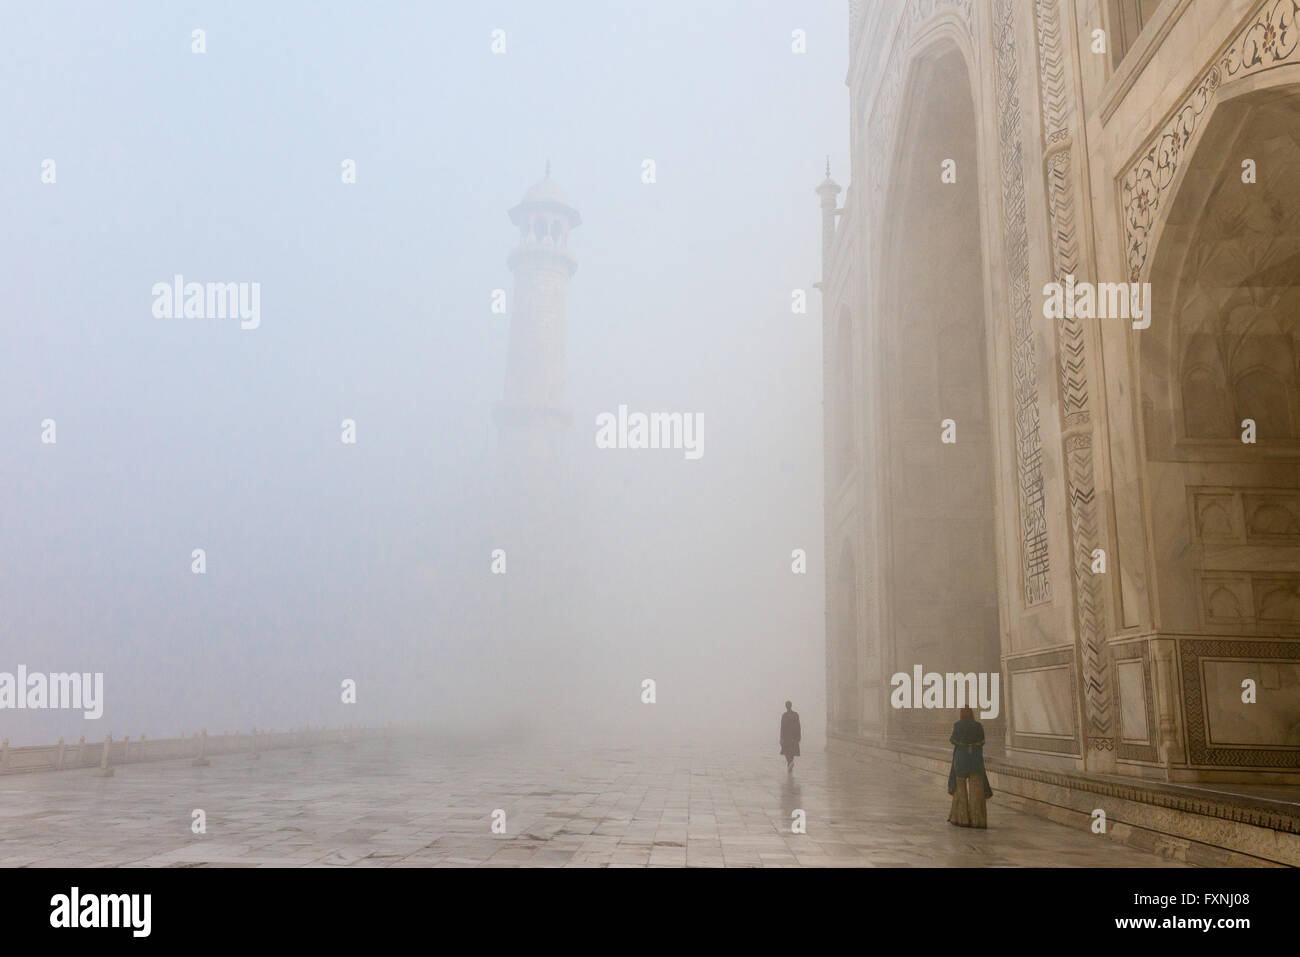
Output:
top-left (878, 44), bottom-right (1004, 749)
top-left (1143, 88), bottom-right (1300, 640)
top-left (1144, 87), bottom-right (1300, 634)
top-left (1138, 84), bottom-right (1300, 772)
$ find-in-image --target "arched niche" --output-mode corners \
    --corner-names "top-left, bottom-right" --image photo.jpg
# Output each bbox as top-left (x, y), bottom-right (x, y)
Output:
top-left (1142, 83), bottom-right (1300, 635)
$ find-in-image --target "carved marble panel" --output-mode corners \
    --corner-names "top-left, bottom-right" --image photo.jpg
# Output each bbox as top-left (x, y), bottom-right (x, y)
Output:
top-left (1006, 648), bottom-right (1081, 754)
top-left (1191, 490), bottom-right (1244, 543)
top-left (1112, 641), bottom-right (1160, 763)
top-left (1255, 577), bottom-right (1300, 627)
top-left (1180, 638), bottom-right (1300, 767)
top-left (1116, 661), bottom-right (1150, 742)
top-left (1199, 573), bottom-right (1256, 627)
top-left (1202, 659), bottom-right (1300, 746)
top-left (1010, 667), bottom-right (1076, 737)
top-left (1244, 493), bottom-right (1300, 543)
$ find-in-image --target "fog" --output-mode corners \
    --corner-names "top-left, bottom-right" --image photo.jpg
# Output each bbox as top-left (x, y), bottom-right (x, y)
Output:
top-left (0, 1), bottom-right (846, 750)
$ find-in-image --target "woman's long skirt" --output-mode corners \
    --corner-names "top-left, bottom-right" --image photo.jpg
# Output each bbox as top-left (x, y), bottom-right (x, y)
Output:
top-left (948, 774), bottom-right (988, 828)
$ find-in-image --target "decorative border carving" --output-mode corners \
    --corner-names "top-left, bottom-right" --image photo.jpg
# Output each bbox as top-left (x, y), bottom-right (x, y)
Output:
top-left (1113, 641), bottom-right (1160, 762)
top-left (1034, 0), bottom-right (1074, 146)
top-left (1122, 0), bottom-right (1300, 281)
top-left (1046, 153), bottom-right (1088, 428)
top-left (1180, 637), bottom-right (1300, 767)
top-left (1066, 434), bottom-right (1113, 748)
top-left (994, 0), bottom-right (1053, 607)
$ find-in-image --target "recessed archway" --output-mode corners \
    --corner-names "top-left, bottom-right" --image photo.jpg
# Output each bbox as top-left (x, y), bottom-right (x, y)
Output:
top-left (1142, 85), bottom-right (1300, 636)
top-left (877, 41), bottom-right (1004, 747)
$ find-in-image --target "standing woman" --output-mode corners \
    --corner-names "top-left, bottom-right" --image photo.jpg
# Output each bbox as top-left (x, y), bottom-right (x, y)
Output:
top-left (947, 706), bottom-right (992, 828)
top-left (780, 700), bottom-right (801, 773)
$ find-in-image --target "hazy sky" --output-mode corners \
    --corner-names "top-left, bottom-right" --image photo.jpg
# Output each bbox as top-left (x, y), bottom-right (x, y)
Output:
top-left (0, 1), bottom-right (848, 747)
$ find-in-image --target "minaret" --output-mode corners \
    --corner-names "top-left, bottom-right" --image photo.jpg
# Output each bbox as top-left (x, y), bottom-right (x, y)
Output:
top-left (814, 157), bottom-right (841, 290)
top-left (486, 167), bottom-right (583, 722)
top-left (494, 164), bottom-right (581, 490)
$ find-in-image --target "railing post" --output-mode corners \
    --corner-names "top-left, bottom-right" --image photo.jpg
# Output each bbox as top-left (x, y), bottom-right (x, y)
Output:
top-left (250, 726), bottom-right (260, 760)
top-left (77, 736), bottom-right (86, 767)
top-left (94, 733), bottom-right (114, 777)
top-left (56, 736), bottom-right (65, 770)
top-left (1, 738), bottom-right (9, 773)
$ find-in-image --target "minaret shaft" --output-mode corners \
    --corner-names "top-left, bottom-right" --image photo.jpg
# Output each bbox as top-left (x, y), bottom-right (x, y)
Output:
top-left (494, 170), bottom-right (581, 486)
top-left (503, 254), bottom-right (572, 414)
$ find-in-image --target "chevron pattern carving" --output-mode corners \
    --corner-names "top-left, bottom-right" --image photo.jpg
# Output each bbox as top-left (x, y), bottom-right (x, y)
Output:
top-left (1066, 436), bottom-right (1112, 747)
top-left (1034, 0), bottom-right (1113, 750)
top-left (1034, 0), bottom-right (1073, 145)
top-left (1046, 152), bottom-right (1089, 427)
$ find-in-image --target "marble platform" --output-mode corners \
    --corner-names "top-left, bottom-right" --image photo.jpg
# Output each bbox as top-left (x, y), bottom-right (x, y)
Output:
top-left (0, 738), bottom-right (1185, 867)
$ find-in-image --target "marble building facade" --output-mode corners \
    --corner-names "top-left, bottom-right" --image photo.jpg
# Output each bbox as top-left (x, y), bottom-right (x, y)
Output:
top-left (821, 0), bottom-right (1300, 783)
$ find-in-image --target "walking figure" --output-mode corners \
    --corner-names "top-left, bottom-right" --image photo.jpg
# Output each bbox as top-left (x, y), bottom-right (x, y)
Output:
top-left (780, 700), bottom-right (801, 773)
top-left (947, 707), bottom-right (992, 828)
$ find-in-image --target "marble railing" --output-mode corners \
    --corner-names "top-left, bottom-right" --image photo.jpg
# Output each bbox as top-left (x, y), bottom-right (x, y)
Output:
top-left (0, 725), bottom-right (386, 775)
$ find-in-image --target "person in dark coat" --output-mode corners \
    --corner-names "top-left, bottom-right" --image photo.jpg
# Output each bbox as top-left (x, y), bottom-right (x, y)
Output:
top-left (947, 706), bottom-right (992, 828)
top-left (780, 700), bottom-right (801, 772)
